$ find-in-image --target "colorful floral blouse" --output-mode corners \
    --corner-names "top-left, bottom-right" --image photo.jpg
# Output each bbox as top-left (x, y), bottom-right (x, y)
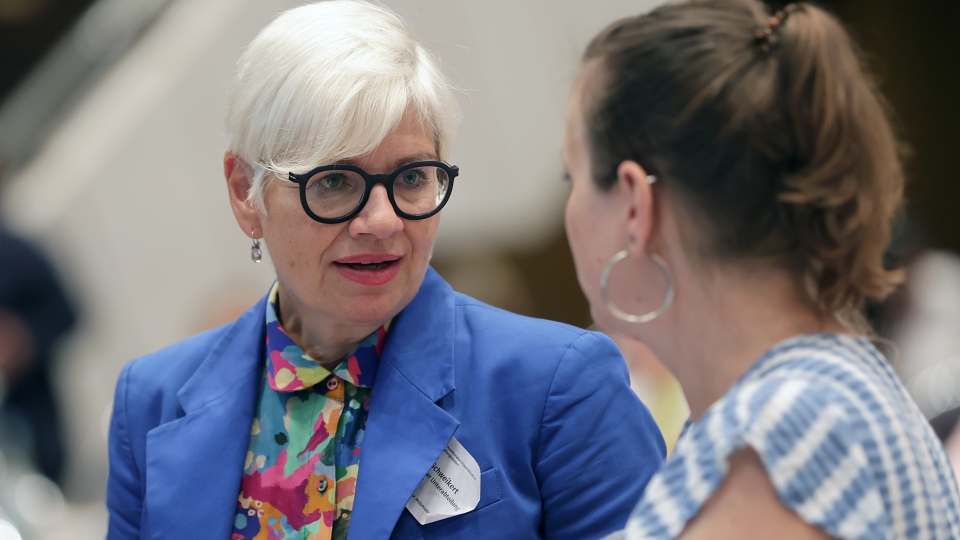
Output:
top-left (232, 284), bottom-right (387, 540)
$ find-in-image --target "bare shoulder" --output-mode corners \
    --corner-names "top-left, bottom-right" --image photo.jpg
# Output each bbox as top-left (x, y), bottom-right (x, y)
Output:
top-left (678, 448), bottom-right (835, 540)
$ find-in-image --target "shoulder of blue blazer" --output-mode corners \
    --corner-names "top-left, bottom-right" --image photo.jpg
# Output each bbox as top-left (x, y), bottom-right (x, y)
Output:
top-left (448, 285), bottom-right (626, 395)
top-left (119, 294), bottom-right (269, 426)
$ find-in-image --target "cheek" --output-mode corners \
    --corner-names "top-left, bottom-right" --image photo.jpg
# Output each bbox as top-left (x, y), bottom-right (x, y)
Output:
top-left (264, 209), bottom-right (344, 273)
top-left (564, 185), bottom-right (603, 276)
top-left (406, 216), bottom-right (440, 264)
top-left (567, 201), bottom-right (619, 330)
top-left (564, 183), bottom-right (626, 314)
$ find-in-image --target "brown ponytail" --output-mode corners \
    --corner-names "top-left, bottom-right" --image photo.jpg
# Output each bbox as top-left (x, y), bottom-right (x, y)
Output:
top-left (583, 0), bottom-right (904, 318)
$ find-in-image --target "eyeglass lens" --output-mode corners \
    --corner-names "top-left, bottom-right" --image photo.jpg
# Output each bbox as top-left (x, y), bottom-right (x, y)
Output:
top-left (303, 165), bottom-right (450, 220)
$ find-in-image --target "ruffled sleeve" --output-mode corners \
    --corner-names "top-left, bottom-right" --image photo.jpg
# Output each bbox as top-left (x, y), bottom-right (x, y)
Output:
top-left (626, 377), bottom-right (891, 540)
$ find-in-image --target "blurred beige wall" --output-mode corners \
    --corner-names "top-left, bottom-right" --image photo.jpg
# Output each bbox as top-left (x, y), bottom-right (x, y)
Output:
top-left (0, 0), bottom-right (665, 505)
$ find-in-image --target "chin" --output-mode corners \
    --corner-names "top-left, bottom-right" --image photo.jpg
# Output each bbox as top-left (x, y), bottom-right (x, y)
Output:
top-left (328, 263), bottom-right (425, 325)
top-left (338, 290), bottom-right (408, 326)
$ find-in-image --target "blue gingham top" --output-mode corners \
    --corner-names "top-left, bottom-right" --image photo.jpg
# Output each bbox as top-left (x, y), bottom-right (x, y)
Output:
top-left (624, 333), bottom-right (960, 540)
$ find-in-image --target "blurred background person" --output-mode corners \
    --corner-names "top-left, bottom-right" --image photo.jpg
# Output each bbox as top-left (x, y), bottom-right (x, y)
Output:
top-left (0, 223), bottom-right (76, 485)
top-left (865, 214), bottom-right (960, 486)
top-left (562, 0), bottom-right (960, 538)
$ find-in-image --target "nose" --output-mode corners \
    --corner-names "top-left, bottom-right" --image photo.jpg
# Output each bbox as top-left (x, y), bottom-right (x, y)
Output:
top-left (349, 184), bottom-right (403, 238)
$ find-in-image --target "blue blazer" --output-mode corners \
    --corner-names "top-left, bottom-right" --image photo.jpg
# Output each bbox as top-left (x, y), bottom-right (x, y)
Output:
top-left (106, 268), bottom-right (665, 540)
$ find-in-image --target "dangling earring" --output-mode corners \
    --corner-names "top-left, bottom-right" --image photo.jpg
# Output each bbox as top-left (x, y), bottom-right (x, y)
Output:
top-left (599, 250), bottom-right (674, 323)
top-left (251, 231), bottom-right (262, 263)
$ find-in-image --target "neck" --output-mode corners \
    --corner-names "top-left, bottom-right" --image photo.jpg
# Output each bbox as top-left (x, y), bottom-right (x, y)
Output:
top-left (647, 264), bottom-right (848, 421)
top-left (275, 286), bottom-right (381, 370)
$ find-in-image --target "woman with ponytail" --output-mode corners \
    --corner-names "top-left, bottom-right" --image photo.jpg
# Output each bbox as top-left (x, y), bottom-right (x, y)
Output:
top-left (561, 0), bottom-right (960, 538)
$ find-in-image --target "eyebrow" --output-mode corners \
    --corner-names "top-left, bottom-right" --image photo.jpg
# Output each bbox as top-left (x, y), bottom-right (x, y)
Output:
top-left (388, 152), bottom-right (440, 170)
top-left (332, 152), bottom-right (441, 172)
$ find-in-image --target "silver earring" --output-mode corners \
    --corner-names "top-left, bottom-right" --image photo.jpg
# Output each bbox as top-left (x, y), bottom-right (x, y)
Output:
top-left (251, 232), bottom-right (262, 263)
top-left (599, 250), bottom-right (674, 323)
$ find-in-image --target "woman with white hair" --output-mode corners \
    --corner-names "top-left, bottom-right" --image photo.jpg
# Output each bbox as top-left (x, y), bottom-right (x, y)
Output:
top-left (104, 2), bottom-right (665, 539)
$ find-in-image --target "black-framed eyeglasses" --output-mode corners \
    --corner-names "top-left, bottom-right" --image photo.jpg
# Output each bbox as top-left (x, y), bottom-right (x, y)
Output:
top-left (287, 161), bottom-right (459, 224)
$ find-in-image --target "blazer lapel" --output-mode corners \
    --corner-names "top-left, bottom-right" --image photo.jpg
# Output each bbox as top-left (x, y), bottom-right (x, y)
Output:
top-left (145, 297), bottom-right (267, 540)
top-left (349, 268), bottom-right (460, 540)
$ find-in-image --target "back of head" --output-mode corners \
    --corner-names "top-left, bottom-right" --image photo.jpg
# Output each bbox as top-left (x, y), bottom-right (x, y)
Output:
top-left (583, 0), bottom-right (904, 321)
top-left (226, 0), bottom-right (460, 208)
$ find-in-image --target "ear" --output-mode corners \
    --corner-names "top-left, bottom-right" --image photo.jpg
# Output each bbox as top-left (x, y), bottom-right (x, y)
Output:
top-left (616, 160), bottom-right (656, 256)
top-left (224, 151), bottom-right (264, 239)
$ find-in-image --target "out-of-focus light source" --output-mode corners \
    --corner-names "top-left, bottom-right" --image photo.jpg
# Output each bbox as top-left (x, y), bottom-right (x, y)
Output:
top-left (0, 520), bottom-right (23, 540)
top-left (911, 354), bottom-right (960, 417)
top-left (14, 474), bottom-right (64, 527)
top-left (0, 0), bottom-right (49, 24)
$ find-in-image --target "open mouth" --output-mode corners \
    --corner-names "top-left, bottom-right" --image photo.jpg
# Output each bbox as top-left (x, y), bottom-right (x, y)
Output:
top-left (335, 260), bottom-right (398, 271)
top-left (333, 255), bottom-right (402, 285)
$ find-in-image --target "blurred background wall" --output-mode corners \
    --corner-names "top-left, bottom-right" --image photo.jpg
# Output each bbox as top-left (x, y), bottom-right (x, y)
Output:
top-left (0, 0), bottom-right (957, 539)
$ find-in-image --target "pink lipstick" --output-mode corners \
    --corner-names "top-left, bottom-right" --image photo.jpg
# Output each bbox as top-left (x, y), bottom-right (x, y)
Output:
top-left (334, 254), bottom-right (402, 286)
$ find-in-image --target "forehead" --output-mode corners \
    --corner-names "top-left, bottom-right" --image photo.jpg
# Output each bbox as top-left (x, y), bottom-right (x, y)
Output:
top-left (344, 113), bottom-right (438, 170)
top-left (564, 73), bottom-right (592, 155)
top-left (565, 61), bottom-right (608, 159)
top-left (570, 61), bottom-right (606, 120)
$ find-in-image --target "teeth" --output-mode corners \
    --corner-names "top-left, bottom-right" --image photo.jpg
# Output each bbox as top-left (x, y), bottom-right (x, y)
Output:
top-left (344, 261), bottom-right (392, 268)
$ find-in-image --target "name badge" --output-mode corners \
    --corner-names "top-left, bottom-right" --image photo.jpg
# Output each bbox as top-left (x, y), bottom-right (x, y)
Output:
top-left (405, 436), bottom-right (481, 525)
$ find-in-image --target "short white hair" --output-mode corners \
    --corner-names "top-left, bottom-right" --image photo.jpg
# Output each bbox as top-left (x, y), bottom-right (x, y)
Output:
top-left (226, 0), bottom-right (461, 210)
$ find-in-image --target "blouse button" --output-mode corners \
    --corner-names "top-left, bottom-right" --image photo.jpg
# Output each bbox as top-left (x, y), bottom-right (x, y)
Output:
top-left (318, 478), bottom-right (329, 495)
top-left (326, 378), bottom-right (339, 391)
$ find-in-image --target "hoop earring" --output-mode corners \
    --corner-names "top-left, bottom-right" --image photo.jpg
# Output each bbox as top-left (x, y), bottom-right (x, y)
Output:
top-left (251, 231), bottom-right (262, 263)
top-left (599, 250), bottom-right (674, 323)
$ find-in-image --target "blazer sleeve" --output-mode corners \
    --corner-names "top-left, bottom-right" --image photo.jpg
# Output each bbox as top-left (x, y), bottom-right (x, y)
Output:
top-left (535, 332), bottom-right (666, 539)
top-left (106, 363), bottom-right (143, 539)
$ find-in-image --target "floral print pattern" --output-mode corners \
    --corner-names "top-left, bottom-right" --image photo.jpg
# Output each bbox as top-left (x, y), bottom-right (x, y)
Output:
top-left (232, 284), bottom-right (386, 540)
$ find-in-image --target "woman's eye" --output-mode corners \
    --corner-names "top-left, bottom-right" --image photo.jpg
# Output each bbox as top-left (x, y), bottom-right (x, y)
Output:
top-left (401, 171), bottom-right (421, 185)
top-left (320, 174), bottom-right (343, 189)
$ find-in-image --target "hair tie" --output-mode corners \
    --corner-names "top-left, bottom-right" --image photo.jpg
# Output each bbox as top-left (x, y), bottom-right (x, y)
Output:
top-left (754, 3), bottom-right (800, 51)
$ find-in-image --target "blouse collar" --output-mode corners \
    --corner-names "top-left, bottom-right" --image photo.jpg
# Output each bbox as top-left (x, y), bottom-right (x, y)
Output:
top-left (264, 283), bottom-right (386, 392)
